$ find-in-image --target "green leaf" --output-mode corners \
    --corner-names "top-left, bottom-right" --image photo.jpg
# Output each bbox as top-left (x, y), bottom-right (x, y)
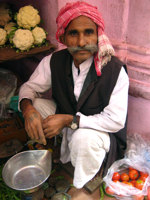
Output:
top-left (102, 182), bottom-right (115, 198)
top-left (100, 184), bottom-right (104, 200)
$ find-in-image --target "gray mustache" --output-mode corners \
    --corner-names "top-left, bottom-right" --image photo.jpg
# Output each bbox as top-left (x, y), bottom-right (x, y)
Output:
top-left (68, 44), bottom-right (98, 54)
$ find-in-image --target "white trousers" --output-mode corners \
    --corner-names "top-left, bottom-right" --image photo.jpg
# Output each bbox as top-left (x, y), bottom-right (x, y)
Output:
top-left (33, 98), bottom-right (110, 189)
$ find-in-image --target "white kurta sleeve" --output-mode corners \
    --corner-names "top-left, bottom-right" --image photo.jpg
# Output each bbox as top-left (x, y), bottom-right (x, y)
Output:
top-left (18, 54), bottom-right (52, 110)
top-left (77, 67), bottom-right (129, 133)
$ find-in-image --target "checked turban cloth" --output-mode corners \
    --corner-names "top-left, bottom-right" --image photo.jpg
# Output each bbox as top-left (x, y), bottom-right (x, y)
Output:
top-left (56, 1), bottom-right (115, 76)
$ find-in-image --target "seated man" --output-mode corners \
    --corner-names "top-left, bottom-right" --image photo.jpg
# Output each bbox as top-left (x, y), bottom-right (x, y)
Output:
top-left (19, 1), bottom-right (129, 189)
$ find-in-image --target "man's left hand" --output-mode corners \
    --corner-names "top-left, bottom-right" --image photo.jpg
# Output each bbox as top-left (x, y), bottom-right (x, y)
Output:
top-left (42, 114), bottom-right (73, 138)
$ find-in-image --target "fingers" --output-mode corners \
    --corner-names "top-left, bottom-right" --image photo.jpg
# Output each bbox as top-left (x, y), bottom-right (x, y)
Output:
top-left (43, 126), bottom-right (54, 139)
top-left (42, 115), bottom-right (63, 138)
top-left (45, 131), bottom-right (59, 139)
top-left (24, 111), bottom-right (47, 145)
top-left (25, 119), bottom-right (36, 140)
top-left (26, 122), bottom-right (46, 145)
top-left (43, 123), bottom-right (56, 139)
top-left (44, 126), bottom-right (62, 139)
top-left (45, 133), bottom-right (55, 139)
top-left (38, 124), bottom-right (47, 145)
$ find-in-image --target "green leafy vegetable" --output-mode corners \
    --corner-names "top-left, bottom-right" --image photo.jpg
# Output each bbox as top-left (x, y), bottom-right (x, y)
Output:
top-left (0, 163), bottom-right (22, 200)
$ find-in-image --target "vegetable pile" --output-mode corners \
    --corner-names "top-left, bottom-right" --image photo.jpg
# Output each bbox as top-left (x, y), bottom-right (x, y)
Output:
top-left (0, 164), bottom-right (22, 200)
top-left (0, 3), bottom-right (47, 51)
top-left (111, 167), bottom-right (148, 191)
top-left (100, 167), bottom-right (150, 200)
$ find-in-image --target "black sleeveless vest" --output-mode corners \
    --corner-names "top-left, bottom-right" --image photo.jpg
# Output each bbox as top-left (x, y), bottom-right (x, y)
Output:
top-left (50, 49), bottom-right (128, 175)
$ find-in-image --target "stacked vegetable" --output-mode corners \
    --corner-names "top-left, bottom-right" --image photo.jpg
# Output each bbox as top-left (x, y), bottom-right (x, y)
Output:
top-left (0, 3), bottom-right (11, 46)
top-left (0, 3), bottom-right (47, 51)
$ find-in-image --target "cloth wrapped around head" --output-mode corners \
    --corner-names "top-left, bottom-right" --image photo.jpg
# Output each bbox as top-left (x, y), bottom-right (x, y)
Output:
top-left (56, 1), bottom-right (115, 76)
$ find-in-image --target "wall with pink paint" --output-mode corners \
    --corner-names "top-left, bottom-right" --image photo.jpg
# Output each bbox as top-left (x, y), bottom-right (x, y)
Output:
top-left (127, 0), bottom-right (150, 48)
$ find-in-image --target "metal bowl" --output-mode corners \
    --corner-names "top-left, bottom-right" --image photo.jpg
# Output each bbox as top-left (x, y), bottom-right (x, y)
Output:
top-left (2, 150), bottom-right (52, 193)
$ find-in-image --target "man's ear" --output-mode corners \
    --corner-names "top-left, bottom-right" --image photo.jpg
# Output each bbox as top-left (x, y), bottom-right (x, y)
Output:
top-left (59, 34), bottom-right (65, 44)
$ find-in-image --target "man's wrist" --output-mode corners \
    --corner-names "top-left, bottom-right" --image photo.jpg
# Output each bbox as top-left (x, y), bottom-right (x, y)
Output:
top-left (70, 115), bottom-right (80, 130)
top-left (20, 98), bottom-right (33, 117)
top-left (76, 115), bottom-right (80, 127)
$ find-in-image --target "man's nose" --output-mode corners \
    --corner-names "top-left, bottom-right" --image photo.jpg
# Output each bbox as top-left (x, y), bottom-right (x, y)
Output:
top-left (77, 33), bottom-right (86, 47)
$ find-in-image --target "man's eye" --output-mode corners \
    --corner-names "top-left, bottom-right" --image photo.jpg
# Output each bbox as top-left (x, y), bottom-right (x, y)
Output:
top-left (85, 29), bottom-right (94, 35)
top-left (68, 30), bottom-right (78, 36)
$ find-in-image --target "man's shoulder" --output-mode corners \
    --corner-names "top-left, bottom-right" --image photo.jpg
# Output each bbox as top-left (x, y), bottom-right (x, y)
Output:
top-left (108, 56), bottom-right (127, 73)
top-left (111, 56), bottom-right (125, 67)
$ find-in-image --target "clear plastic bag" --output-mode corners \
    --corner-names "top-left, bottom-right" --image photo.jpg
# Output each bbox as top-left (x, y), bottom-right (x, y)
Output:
top-left (103, 134), bottom-right (150, 199)
top-left (0, 68), bottom-right (17, 118)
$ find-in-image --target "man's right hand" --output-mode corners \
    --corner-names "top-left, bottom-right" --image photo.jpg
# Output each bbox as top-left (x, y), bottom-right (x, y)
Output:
top-left (20, 99), bottom-right (46, 145)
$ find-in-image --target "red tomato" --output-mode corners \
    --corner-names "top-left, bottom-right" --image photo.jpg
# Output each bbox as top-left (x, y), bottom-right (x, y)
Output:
top-left (122, 181), bottom-right (128, 184)
top-left (140, 172), bottom-right (148, 181)
top-left (113, 179), bottom-right (119, 183)
top-left (120, 173), bottom-right (129, 182)
top-left (140, 171), bottom-right (148, 177)
top-left (105, 186), bottom-right (115, 195)
top-left (135, 179), bottom-right (144, 190)
top-left (122, 181), bottom-right (134, 187)
top-left (126, 182), bottom-right (134, 187)
top-left (139, 172), bottom-right (148, 183)
top-left (129, 166), bottom-right (135, 171)
top-left (129, 169), bottom-right (139, 180)
top-left (139, 175), bottom-right (147, 182)
top-left (130, 180), bottom-right (136, 186)
top-left (112, 172), bottom-right (121, 181)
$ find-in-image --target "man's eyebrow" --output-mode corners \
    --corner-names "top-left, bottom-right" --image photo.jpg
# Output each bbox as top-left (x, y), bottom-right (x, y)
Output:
top-left (67, 29), bottom-right (78, 34)
top-left (66, 28), bottom-right (96, 35)
top-left (85, 28), bottom-right (95, 33)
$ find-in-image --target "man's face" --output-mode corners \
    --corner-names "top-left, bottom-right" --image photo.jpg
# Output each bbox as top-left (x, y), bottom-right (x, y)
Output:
top-left (63, 16), bottom-right (98, 67)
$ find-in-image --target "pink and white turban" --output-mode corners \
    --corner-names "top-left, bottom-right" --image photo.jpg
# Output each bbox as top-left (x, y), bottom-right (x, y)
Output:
top-left (56, 1), bottom-right (115, 76)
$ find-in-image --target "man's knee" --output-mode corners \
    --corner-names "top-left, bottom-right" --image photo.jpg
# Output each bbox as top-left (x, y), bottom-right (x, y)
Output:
top-left (69, 128), bottom-right (110, 154)
top-left (69, 128), bottom-right (108, 169)
top-left (69, 128), bottom-right (104, 151)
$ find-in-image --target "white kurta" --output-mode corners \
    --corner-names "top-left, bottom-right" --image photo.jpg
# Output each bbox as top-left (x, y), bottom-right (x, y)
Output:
top-left (19, 54), bottom-right (129, 132)
top-left (19, 54), bottom-right (129, 188)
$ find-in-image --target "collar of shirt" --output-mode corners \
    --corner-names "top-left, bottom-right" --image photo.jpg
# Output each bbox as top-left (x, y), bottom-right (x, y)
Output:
top-left (72, 56), bottom-right (93, 101)
top-left (72, 56), bottom-right (93, 80)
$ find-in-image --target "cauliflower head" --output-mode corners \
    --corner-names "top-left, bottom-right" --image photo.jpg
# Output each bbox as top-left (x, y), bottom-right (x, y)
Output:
top-left (0, 3), bottom-right (12, 27)
top-left (0, 28), bottom-right (7, 46)
top-left (13, 29), bottom-right (34, 51)
top-left (32, 27), bottom-right (46, 45)
top-left (17, 5), bottom-right (40, 29)
top-left (4, 22), bottom-right (16, 34)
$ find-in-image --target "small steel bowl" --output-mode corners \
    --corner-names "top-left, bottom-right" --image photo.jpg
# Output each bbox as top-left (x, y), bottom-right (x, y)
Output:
top-left (2, 150), bottom-right (52, 193)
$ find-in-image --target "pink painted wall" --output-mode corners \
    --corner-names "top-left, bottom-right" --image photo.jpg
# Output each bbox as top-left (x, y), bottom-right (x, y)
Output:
top-left (127, 0), bottom-right (150, 48)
